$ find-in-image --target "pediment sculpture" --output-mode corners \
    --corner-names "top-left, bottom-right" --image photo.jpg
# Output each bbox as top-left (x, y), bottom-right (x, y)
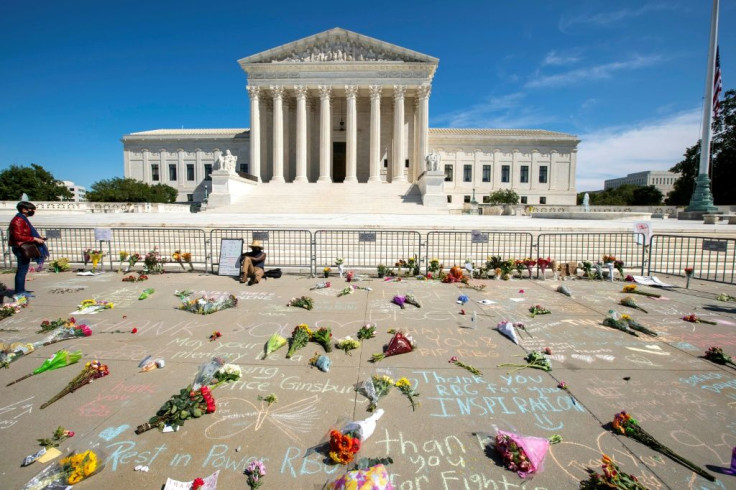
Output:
top-left (272, 40), bottom-right (416, 63)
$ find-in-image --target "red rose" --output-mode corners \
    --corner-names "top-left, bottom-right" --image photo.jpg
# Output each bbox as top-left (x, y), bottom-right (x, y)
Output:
top-left (191, 477), bottom-right (205, 490)
top-left (131, 328), bottom-right (138, 334)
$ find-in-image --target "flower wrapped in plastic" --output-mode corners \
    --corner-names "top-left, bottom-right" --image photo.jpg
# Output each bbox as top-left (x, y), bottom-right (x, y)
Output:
top-left (325, 464), bottom-right (393, 489)
top-left (621, 284), bottom-right (661, 298)
top-left (287, 296), bottom-right (314, 310)
top-left (496, 320), bottom-right (519, 344)
top-left (338, 286), bottom-right (355, 297)
top-left (192, 357), bottom-right (225, 390)
top-left (556, 285), bottom-right (573, 297)
top-left (620, 314), bottom-right (657, 337)
top-left (357, 324), bottom-right (376, 340)
top-left (358, 375), bottom-right (394, 412)
top-left (312, 327), bottom-right (333, 352)
top-left (23, 449), bottom-right (105, 489)
top-left (263, 332), bottom-right (287, 359)
top-left (602, 316), bottom-right (639, 337)
top-left (404, 294), bottom-right (421, 308)
top-left (370, 330), bottom-right (415, 362)
top-left (310, 281), bottom-right (331, 290)
top-left (494, 430), bottom-right (561, 478)
top-left (391, 295), bottom-right (406, 309)
top-left (287, 324), bottom-right (312, 358)
top-left (335, 336), bottom-right (360, 355)
top-left (7, 349), bottom-right (83, 386)
top-left (179, 294), bottom-right (238, 315)
top-left (245, 460), bottom-right (266, 489)
top-left (212, 363), bottom-right (241, 389)
top-left (619, 296), bottom-right (647, 313)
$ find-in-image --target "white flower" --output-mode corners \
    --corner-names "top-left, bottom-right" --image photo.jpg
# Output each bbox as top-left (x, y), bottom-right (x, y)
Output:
top-left (220, 363), bottom-right (242, 378)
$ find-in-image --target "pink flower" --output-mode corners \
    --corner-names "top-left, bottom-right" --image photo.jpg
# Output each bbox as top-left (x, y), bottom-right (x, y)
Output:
top-left (519, 289), bottom-right (525, 294)
top-left (131, 327), bottom-right (138, 334)
top-left (544, 347), bottom-right (552, 355)
top-left (449, 356), bottom-right (458, 363)
top-left (558, 381), bottom-right (568, 390)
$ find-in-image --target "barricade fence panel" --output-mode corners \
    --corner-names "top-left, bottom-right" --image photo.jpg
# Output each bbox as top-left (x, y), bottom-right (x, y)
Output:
top-left (210, 229), bottom-right (312, 273)
top-left (110, 228), bottom-right (208, 271)
top-left (314, 230), bottom-right (421, 275)
top-left (649, 234), bottom-right (736, 284)
top-left (34, 227), bottom-right (98, 266)
top-left (425, 231), bottom-right (534, 272)
top-left (0, 229), bottom-right (6, 269)
top-left (537, 232), bottom-right (646, 275)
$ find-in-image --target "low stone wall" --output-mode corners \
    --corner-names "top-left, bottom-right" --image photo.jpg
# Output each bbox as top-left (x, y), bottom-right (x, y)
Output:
top-left (0, 201), bottom-right (192, 214)
top-left (477, 204), bottom-right (681, 218)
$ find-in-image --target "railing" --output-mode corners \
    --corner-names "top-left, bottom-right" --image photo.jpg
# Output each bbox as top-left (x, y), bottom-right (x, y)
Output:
top-left (313, 230), bottom-right (421, 276)
top-left (537, 232), bottom-right (647, 275)
top-left (210, 229), bottom-right (312, 274)
top-left (3, 227), bottom-right (734, 284)
top-left (649, 234), bottom-right (736, 284)
top-left (425, 231), bottom-right (534, 271)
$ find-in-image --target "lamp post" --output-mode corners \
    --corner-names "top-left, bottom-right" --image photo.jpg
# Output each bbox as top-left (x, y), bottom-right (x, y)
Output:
top-left (471, 187), bottom-right (477, 205)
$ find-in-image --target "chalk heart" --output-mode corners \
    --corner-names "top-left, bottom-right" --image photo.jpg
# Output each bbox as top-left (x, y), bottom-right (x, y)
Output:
top-left (99, 424), bottom-right (130, 441)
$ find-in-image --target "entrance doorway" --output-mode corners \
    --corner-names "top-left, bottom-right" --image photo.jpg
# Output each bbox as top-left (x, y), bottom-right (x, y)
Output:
top-left (332, 142), bottom-right (346, 183)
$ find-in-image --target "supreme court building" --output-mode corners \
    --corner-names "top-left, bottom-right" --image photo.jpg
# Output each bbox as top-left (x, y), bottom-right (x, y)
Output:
top-left (122, 28), bottom-right (579, 210)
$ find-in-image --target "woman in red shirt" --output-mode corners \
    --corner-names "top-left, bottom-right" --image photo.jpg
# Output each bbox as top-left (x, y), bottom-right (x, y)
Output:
top-left (8, 201), bottom-right (46, 296)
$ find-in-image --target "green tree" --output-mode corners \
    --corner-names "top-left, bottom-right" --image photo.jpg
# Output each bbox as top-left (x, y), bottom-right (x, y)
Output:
top-left (632, 185), bottom-right (663, 205)
top-left (485, 189), bottom-right (519, 205)
top-left (0, 164), bottom-right (72, 201)
top-left (86, 178), bottom-right (178, 203)
top-left (667, 89), bottom-right (736, 205)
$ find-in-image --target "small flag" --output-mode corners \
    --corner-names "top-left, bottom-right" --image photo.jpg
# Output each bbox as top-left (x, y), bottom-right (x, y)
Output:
top-left (713, 47), bottom-right (723, 119)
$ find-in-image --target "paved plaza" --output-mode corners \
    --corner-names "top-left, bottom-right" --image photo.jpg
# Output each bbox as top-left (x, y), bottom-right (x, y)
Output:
top-left (1, 260), bottom-right (735, 489)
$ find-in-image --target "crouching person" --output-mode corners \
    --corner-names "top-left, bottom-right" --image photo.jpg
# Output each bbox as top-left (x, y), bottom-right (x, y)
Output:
top-left (240, 240), bottom-right (266, 285)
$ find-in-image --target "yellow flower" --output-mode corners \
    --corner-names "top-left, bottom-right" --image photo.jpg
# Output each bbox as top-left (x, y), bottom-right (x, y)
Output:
top-left (622, 284), bottom-right (636, 293)
top-left (621, 314), bottom-right (632, 321)
top-left (379, 375), bottom-right (395, 385)
top-left (395, 377), bottom-right (411, 388)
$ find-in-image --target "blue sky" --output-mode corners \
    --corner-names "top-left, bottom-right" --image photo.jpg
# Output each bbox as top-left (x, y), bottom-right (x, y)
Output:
top-left (1, 0), bottom-right (733, 192)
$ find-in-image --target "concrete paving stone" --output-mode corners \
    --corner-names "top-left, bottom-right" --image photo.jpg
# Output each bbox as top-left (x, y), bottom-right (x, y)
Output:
top-left (1, 269), bottom-right (735, 489)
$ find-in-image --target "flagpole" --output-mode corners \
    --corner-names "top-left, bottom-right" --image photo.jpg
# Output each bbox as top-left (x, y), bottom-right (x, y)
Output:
top-left (685, 0), bottom-right (719, 214)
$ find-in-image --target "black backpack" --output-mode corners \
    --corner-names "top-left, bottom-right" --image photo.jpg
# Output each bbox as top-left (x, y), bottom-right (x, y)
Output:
top-left (264, 268), bottom-right (282, 279)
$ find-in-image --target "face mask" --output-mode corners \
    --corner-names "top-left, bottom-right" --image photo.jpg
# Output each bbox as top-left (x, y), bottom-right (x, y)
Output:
top-left (27, 210), bottom-right (35, 217)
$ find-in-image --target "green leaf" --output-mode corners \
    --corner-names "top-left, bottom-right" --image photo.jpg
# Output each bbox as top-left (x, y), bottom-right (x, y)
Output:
top-left (192, 409), bottom-right (202, 418)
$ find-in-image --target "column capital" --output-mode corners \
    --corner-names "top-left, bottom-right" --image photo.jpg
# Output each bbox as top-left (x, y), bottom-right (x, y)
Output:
top-left (293, 85), bottom-right (308, 99)
top-left (318, 85), bottom-right (333, 100)
top-left (270, 85), bottom-right (285, 100)
top-left (417, 83), bottom-right (431, 100)
top-left (246, 85), bottom-right (261, 100)
top-left (345, 84), bottom-right (359, 99)
top-left (393, 85), bottom-right (407, 100)
top-left (369, 85), bottom-right (382, 100)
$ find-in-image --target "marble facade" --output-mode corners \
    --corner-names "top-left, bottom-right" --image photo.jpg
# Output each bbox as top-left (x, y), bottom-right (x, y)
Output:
top-left (122, 28), bottom-right (579, 208)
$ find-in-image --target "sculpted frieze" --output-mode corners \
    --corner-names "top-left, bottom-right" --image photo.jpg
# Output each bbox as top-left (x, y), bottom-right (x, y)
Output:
top-left (269, 39), bottom-right (419, 63)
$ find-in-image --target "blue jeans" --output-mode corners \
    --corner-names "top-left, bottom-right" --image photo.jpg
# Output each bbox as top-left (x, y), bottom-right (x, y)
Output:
top-left (12, 246), bottom-right (31, 294)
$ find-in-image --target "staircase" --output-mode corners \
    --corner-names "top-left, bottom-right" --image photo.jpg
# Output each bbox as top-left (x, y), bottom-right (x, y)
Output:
top-left (206, 182), bottom-right (447, 214)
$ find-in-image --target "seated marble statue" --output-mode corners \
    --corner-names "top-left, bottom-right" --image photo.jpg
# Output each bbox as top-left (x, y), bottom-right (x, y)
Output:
top-left (425, 150), bottom-right (441, 172)
top-left (215, 150), bottom-right (237, 175)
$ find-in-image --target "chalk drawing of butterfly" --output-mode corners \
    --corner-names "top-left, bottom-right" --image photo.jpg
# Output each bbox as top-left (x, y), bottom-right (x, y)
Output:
top-left (205, 395), bottom-right (320, 443)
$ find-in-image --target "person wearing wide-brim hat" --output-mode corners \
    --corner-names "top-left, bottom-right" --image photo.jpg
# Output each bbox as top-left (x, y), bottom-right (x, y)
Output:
top-left (240, 240), bottom-right (267, 285)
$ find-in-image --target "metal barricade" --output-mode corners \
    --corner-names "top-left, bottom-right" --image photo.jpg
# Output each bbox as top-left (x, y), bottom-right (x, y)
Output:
top-left (314, 230), bottom-right (421, 276)
top-left (0, 229), bottom-right (7, 269)
top-left (210, 229), bottom-right (312, 274)
top-left (537, 232), bottom-right (646, 275)
top-left (111, 228), bottom-right (208, 271)
top-left (34, 227), bottom-right (98, 267)
top-left (649, 234), bottom-right (736, 284)
top-left (425, 231), bottom-right (533, 272)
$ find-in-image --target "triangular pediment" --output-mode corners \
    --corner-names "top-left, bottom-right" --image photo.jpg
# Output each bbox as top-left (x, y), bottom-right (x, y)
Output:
top-left (238, 28), bottom-right (438, 65)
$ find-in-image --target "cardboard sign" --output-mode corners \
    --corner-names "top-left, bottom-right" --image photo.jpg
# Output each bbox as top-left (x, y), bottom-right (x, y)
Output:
top-left (633, 222), bottom-right (651, 246)
top-left (94, 228), bottom-right (112, 241)
top-left (218, 239), bottom-right (243, 276)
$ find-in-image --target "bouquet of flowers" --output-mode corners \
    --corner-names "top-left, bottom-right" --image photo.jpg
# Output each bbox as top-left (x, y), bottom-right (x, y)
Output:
top-left (537, 257), bottom-right (552, 278)
top-left (23, 449), bottom-right (103, 489)
top-left (498, 351), bottom-right (551, 373)
top-left (556, 285), bottom-right (573, 297)
top-left (312, 327), bottom-right (333, 352)
top-left (522, 258), bottom-right (536, 278)
top-left (245, 460), bottom-right (266, 490)
top-left (287, 296), bottom-right (314, 310)
top-left (338, 286), bottom-right (354, 297)
top-left (128, 253), bottom-right (142, 270)
top-left (513, 259), bottom-right (525, 278)
top-left (358, 374), bottom-right (394, 412)
top-left (619, 296), bottom-right (647, 313)
top-left (138, 288), bottom-right (155, 300)
top-left (602, 312), bottom-right (639, 337)
top-left (323, 267), bottom-right (331, 278)
top-left (580, 260), bottom-right (594, 278)
top-left (682, 313), bottom-right (717, 325)
top-left (602, 255), bottom-right (616, 264)
top-left (143, 247), bottom-right (165, 273)
top-left (528, 305), bottom-right (551, 317)
top-left (336, 336), bottom-right (360, 355)
top-left (579, 454), bottom-right (647, 490)
top-left (620, 314), bottom-right (657, 337)
top-left (263, 332), bottom-right (287, 359)
top-left (494, 430), bottom-right (561, 478)
top-left (171, 250), bottom-right (193, 271)
top-left (496, 321), bottom-right (519, 344)
top-left (329, 428), bottom-right (361, 464)
top-left (122, 274), bottom-right (148, 282)
top-left (75, 298), bottom-right (114, 314)
top-left (40, 360), bottom-right (110, 409)
top-left (404, 294), bottom-right (421, 308)
top-left (324, 463), bottom-right (393, 489)
top-left (179, 294), bottom-right (238, 315)
top-left (717, 293), bottom-right (736, 302)
top-left (613, 260), bottom-right (625, 278)
top-left (611, 411), bottom-right (714, 481)
top-left (287, 324), bottom-right (312, 358)
top-left (50, 257), bottom-right (71, 273)
top-left (621, 284), bottom-right (661, 298)
top-left (212, 363), bottom-right (242, 389)
top-left (309, 352), bottom-right (331, 372)
top-left (7, 349), bottom-right (83, 386)
top-left (117, 251), bottom-right (129, 273)
top-left (703, 346), bottom-right (736, 368)
top-left (395, 377), bottom-right (420, 411)
top-left (310, 281), bottom-right (331, 290)
top-left (88, 249), bottom-right (104, 270)
top-left (371, 330), bottom-right (415, 362)
top-left (357, 324), bottom-right (376, 340)
top-left (0, 295), bottom-right (28, 320)
top-left (449, 356), bottom-right (482, 376)
top-left (37, 317), bottom-right (73, 334)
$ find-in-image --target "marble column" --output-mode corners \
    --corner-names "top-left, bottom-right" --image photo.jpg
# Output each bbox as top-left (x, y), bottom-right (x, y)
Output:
top-left (368, 85), bottom-right (382, 183)
top-left (294, 85), bottom-right (308, 182)
top-left (270, 85), bottom-right (285, 183)
top-left (392, 85), bottom-right (407, 182)
top-left (318, 85), bottom-right (332, 183)
top-left (344, 85), bottom-right (359, 182)
top-left (246, 86), bottom-right (261, 182)
top-left (416, 84), bottom-right (431, 174)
